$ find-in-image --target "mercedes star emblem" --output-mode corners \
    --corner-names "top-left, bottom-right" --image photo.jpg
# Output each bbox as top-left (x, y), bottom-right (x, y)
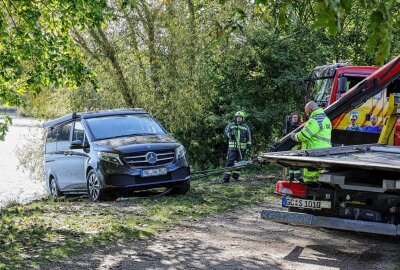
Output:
top-left (146, 152), bottom-right (157, 164)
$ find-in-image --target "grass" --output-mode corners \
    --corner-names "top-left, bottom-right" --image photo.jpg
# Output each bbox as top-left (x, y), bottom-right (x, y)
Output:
top-left (0, 166), bottom-right (279, 269)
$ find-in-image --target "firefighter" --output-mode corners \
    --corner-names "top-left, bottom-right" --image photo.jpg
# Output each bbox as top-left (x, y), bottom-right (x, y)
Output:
top-left (290, 101), bottom-right (332, 184)
top-left (221, 111), bottom-right (252, 183)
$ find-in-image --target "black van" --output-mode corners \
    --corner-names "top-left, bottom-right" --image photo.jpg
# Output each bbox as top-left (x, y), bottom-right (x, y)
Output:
top-left (43, 109), bottom-right (191, 201)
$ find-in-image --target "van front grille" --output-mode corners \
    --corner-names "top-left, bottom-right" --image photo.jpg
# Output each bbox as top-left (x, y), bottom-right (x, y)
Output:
top-left (124, 149), bottom-right (175, 167)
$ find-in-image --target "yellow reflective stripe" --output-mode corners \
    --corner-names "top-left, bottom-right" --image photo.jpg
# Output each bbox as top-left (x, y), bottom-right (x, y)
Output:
top-left (315, 135), bottom-right (331, 143)
top-left (303, 178), bottom-right (318, 183)
top-left (304, 127), bottom-right (314, 137)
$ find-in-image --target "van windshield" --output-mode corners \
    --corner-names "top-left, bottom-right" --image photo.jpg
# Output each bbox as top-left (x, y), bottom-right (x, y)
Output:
top-left (86, 114), bottom-right (166, 140)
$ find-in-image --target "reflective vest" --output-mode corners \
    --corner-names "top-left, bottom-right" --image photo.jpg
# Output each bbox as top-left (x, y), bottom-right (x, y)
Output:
top-left (295, 108), bottom-right (332, 150)
top-left (224, 122), bottom-right (251, 150)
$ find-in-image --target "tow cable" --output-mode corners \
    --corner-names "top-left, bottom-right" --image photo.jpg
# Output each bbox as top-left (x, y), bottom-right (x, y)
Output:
top-left (190, 160), bottom-right (254, 180)
top-left (116, 160), bottom-right (255, 201)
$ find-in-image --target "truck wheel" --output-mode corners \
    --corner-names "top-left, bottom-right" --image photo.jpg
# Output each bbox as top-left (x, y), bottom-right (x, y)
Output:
top-left (87, 169), bottom-right (105, 202)
top-left (49, 177), bottom-right (62, 199)
top-left (169, 181), bottom-right (190, 196)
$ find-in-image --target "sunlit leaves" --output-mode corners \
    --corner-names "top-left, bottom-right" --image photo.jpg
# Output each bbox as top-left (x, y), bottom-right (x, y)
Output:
top-left (0, 0), bottom-right (107, 107)
top-left (311, 0), bottom-right (397, 64)
top-left (256, 0), bottom-right (399, 65)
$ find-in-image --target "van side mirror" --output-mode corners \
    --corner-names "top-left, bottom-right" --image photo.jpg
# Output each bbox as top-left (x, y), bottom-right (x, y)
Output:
top-left (70, 140), bottom-right (84, 149)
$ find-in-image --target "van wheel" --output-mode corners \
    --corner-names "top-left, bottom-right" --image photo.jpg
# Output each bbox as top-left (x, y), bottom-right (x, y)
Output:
top-left (169, 181), bottom-right (190, 196)
top-left (87, 169), bottom-right (104, 201)
top-left (49, 177), bottom-right (62, 199)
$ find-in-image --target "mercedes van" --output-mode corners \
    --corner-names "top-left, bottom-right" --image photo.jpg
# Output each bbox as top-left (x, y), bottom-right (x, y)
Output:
top-left (43, 109), bottom-right (190, 201)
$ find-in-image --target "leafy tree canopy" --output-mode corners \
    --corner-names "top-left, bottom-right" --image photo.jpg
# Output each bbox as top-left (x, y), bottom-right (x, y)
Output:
top-left (0, 0), bottom-right (108, 106)
top-left (256, 0), bottom-right (400, 64)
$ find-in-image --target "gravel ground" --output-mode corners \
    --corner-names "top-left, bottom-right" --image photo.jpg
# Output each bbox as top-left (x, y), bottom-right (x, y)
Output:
top-left (40, 199), bottom-right (400, 270)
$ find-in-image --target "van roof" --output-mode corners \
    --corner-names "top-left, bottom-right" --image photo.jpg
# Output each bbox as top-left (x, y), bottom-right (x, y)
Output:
top-left (43, 108), bottom-right (148, 128)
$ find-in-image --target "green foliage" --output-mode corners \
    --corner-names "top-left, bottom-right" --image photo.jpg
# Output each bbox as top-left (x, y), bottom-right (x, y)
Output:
top-left (0, 116), bottom-right (11, 141)
top-left (256, 0), bottom-right (400, 65)
top-left (0, 0), bottom-right (107, 107)
top-left (11, 0), bottom-right (400, 168)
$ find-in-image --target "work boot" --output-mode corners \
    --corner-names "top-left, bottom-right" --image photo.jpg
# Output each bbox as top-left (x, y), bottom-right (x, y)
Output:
top-left (233, 177), bottom-right (240, 182)
top-left (221, 178), bottom-right (230, 184)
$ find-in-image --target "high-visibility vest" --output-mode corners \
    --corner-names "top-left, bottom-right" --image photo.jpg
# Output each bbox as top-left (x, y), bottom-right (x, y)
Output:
top-left (295, 108), bottom-right (332, 150)
top-left (224, 122), bottom-right (252, 150)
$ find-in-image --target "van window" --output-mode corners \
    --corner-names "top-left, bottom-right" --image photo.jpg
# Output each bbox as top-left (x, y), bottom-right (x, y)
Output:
top-left (45, 128), bottom-right (57, 154)
top-left (56, 123), bottom-right (72, 151)
top-left (72, 122), bottom-right (85, 142)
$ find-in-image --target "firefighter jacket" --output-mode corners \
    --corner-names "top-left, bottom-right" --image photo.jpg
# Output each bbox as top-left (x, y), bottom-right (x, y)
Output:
top-left (293, 108), bottom-right (332, 150)
top-left (224, 122), bottom-right (252, 150)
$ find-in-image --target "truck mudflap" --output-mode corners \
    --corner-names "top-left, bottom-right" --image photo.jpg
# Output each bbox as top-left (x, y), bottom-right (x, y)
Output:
top-left (261, 209), bottom-right (400, 236)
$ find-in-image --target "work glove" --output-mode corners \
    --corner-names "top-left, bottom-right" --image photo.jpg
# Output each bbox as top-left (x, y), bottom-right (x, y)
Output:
top-left (290, 132), bottom-right (298, 142)
top-left (229, 130), bottom-right (236, 140)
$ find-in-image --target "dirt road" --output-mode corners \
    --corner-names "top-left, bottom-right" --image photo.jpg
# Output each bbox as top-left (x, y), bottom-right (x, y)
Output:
top-left (41, 199), bottom-right (400, 270)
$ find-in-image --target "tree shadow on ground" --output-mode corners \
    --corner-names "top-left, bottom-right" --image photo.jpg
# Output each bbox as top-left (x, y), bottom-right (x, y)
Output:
top-left (40, 237), bottom-right (282, 270)
top-left (37, 200), bottom-right (400, 270)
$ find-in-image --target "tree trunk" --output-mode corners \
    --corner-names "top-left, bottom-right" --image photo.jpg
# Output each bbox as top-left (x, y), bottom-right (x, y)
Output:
top-left (188, 0), bottom-right (196, 77)
top-left (121, 7), bottom-right (150, 92)
top-left (139, 1), bottom-right (161, 93)
top-left (89, 27), bottom-right (134, 106)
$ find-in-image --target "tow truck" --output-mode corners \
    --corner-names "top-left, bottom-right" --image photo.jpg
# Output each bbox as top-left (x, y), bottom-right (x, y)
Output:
top-left (299, 62), bottom-right (400, 145)
top-left (259, 55), bottom-right (400, 236)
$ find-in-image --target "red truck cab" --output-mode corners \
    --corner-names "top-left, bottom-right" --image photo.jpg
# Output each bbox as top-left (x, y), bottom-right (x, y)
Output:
top-left (302, 63), bottom-right (400, 145)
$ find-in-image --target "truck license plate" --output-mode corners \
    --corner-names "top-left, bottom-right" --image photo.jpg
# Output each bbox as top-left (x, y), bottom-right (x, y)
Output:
top-left (282, 197), bottom-right (331, 210)
top-left (141, 168), bottom-right (167, 177)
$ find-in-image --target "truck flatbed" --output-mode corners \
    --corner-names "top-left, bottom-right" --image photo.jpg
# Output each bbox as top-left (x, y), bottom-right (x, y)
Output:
top-left (259, 144), bottom-right (400, 172)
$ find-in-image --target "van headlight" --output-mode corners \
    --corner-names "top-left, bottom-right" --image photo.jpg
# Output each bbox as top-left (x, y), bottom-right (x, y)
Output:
top-left (175, 145), bottom-right (186, 160)
top-left (98, 152), bottom-right (124, 165)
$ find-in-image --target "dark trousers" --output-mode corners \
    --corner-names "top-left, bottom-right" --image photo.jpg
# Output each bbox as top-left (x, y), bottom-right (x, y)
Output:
top-left (223, 149), bottom-right (246, 181)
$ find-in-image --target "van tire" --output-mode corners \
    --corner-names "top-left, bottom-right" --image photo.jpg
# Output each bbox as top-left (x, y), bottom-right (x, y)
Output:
top-left (49, 177), bottom-right (62, 199)
top-left (87, 169), bottom-right (104, 201)
top-left (169, 181), bottom-right (190, 196)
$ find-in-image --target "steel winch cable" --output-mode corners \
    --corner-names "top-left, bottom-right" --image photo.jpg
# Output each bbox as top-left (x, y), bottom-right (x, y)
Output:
top-left (115, 161), bottom-right (255, 201)
top-left (116, 188), bottom-right (173, 201)
top-left (190, 160), bottom-right (255, 180)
